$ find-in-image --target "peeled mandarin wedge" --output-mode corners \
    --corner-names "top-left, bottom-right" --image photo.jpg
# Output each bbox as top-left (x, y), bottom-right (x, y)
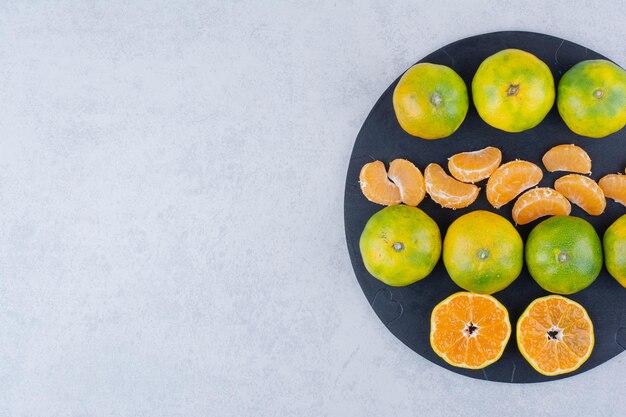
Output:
top-left (554, 174), bottom-right (606, 216)
top-left (512, 187), bottom-right (571, 225)
top-left (359, 161), bottom-right (401, 205)
top-left (424, 163), bottom-right (480, 209)
top-left (517, 295), bottom-right (594, 376)
top-left (599, 174), bottom-right (626, 207)
top-left (542, 144), bottom-right (592, 174)
top-left (387, 159), bottom-right (426, 206)
top-left (447, 146), bottom-right (502, 183)
top-left (430, 292), bottom-right (511, 370)
top-left (486, 160), bottom-right (543, 209)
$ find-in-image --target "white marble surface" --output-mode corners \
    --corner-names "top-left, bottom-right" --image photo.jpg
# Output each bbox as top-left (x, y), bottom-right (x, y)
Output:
top-left (1, 1), bottom-right (625, 416)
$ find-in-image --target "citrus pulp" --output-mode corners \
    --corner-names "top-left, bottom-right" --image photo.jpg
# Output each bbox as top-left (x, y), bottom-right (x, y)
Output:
top-left (430, 292), bottom-right (511, 369)
top-left (517, 295), bottom-right (594, 376)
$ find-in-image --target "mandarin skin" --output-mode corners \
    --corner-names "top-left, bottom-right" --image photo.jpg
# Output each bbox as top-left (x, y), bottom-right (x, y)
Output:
top-left (558, 59), bottom-right (626, 138)
top-left (604, 214), bottom-right (626, 287)
top-left (443, 210), bottom-right (523, 294)
top-left (359, 205), bottom-right (441, 286)
top-left (525, 216), bottom-right (602, 295)
top-left (472, 49), bottom-right (555, 132)
top-left (393, 63), bottom-right (469, 139)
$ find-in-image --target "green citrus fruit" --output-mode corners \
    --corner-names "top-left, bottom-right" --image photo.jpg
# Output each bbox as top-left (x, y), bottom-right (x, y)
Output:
top-left (557, 59), bottom-right (626, 138)
top-left (604, 214), bottom-right (626, 287)
top-left (472, 49), bottom-right (555, 132)
top-left (393, 63), bottom-right (468, 139)
top-left (526, 216), bottom-right (602, 294)
top-left (359, 205), bottom-right (441, 286)
top-left (443, 210), bottom-right (523, 294)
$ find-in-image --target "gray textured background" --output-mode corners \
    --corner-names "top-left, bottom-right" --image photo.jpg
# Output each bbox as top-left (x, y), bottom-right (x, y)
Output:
top-left (1, 1), bottom-right (625, 416)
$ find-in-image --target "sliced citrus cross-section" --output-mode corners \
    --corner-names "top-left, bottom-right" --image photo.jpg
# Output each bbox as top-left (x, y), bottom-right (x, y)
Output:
top-left (599, 173), bottom-right (626, 207)
top-left (554, 174), bottom-right (606, 216)
top-left (387, 159), bottom-right (426, 206)
top-left (424, 163), bottom-right (480, 209)
top-left (430, 292), bottom-right (511, 369)
top-left (512, 187), bottom-right (572, 225)
top-left (517, 295), bottom-right (594, 376)
top-left (542, 144), bottom-right (592, 174)
top-left (359, 161), bottom-right (401, 206)
top-left (486, 160), bottom-right (543, 209)
top-left (447, 146), bottom-right (502, 183)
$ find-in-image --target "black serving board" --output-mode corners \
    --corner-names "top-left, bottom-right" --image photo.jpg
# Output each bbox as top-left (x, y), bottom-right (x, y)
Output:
top-left (344, 31), bottom-right (626, 383)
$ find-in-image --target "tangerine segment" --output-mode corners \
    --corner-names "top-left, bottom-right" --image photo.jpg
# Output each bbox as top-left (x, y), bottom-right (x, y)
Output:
top-left (554, 174), bottom-right (606, 216)
top-left (359, 161), bottom-right (401, 205)
top-left (430, 292), bottom-right (511, 369)
top-left (512, 187), bottom-right (571, 225)
top-left (542, 144), bottom-right (592, 174)
top-left (486, 160), bottom-right (543, 209)
top-left (448, 146), bottom-right (502, 183)
top-left (517, 295), bottom-right (594, 376)
top-left (388, 159), bottom-right (426, 206)
top-left (424, 163), bottom-right (480, 209)
top-left (599, 174), bottom-right (626, 207)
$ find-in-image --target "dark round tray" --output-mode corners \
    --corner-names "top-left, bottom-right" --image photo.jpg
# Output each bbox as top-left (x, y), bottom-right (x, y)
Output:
top-left (344, 31), bottom-right (626, 383)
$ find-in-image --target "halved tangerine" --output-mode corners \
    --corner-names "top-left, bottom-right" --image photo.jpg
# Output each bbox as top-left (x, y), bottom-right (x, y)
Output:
top-left (554, 174), bottom-right (606, 216)
top-left (542, 144), bottom-right (592, 174)
top-left (512, 187), bottom-right (572, 225)
top-left (424, 163), bottom-right (480, 209)
top-left (598, 174), bottom-right (626, 207)
top-left (517, 295), bottom-right (594, 376)
top-left (388, 159), bottom-right (426, 206)
top-left (486, 160), bottom-right (543, 209)
top-left (359, 161), bottom-right (401, 205)
top-left (447, 146), bottom-right (502, 183)
top-left (430, 292), bottom-right (511, 369)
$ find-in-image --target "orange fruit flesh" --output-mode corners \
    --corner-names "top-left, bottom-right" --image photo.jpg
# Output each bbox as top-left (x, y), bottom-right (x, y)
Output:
top-left (424, 163), bottom-right (480, 209)
top-left (359, 161), bottom-right (401, 205)
top-left (599, 174), bottom-right (626, 207)
top-left (542, 144), bottom-right (592, 174)
top-left (388, 159), bottom-right (426, 206)
top-left (487, 160), bottom-right (543, 208)
top-left (448, 146), bottom-right (502, 183)
top-left (431, 292), bottom-right (511, 369)
top-left (517, 295), bottom-right (594, 376)
top-left (554, 174), bottom-right (606, 216)
top-left (512, 187), bottom-right (572, 225)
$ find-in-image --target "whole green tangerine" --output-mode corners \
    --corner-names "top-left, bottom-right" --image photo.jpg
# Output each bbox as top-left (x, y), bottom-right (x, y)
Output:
top-left (525, 216), bottom-right (603, 295)
top-left (393, 63), bottom-right (469, 139)
top-left (557, 59), bottom-right (626, 138)
top-left (359, 205), bottom-right (442, 286)
top-left (443, 210), bottom-right (523, 294)
top-left (472, 48), bottom-right (555, 132)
